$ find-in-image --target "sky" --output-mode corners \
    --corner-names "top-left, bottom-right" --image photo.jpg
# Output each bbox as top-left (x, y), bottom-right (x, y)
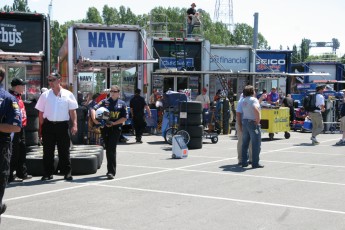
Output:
top-left (1, 0), bottom-right (344, 56)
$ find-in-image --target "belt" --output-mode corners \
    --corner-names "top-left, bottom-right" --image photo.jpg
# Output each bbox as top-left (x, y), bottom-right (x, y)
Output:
top-left (44, 119), bottom-right (68, 124)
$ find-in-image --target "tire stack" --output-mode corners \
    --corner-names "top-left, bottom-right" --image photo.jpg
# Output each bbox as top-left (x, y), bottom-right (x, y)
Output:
top-left (178, 101), bottom-right (203, 149)
top-left (25, 145), bottom-right (103, 176)
top-left (71, 106), bottom-right (88, 144)
top-left (24, 101), bottom-right (39, 146)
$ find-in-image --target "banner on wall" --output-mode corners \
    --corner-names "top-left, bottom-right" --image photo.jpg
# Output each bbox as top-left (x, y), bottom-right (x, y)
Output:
top-left (256, 52), bottom-right (287, 72)
top-left (76, 29), bottom-right (138, 60)
top-left (78, 72), bottom-right (95, 93)
top-left (210, 49), bottom-right (250, 71)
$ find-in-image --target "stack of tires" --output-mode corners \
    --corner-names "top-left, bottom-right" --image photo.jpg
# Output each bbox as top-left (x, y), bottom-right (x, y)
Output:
top-left (178, 101), bottom-right (203, 149)
top-left (71, 106), bottom-right (88, 144)
top-left (24, 101), bottom-right (39, 146)
top-left (26, 145), bottom-right (103, 176)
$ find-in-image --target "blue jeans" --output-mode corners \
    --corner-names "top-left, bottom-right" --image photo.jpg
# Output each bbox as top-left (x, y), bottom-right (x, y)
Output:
top-left (241, 119), bottom-right (261, 166)
top-left (187, 23), bottom-right (194, 37)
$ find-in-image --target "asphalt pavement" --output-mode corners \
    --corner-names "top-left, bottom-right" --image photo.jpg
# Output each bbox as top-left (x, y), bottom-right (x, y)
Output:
top-left (2, 130), bottom-right (345, 230)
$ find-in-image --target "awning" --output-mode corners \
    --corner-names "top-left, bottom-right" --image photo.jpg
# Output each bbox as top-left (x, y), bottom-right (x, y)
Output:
top-left (77, 58), bottom-right (158, 70)
top-left (151, 70), bottom-right (330, 77)
top-left (0, 51), bottom-right (45, 62)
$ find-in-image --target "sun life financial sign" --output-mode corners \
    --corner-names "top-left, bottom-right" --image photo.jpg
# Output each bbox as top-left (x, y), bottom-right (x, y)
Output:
top-left (76, 29), bottom-right (138, 60)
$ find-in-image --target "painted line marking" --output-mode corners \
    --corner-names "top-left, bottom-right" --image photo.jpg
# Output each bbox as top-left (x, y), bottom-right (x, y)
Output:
top-left (3, 214), bottom-right (114, 230)
top-left (93, 184), bottom-right (345, 215)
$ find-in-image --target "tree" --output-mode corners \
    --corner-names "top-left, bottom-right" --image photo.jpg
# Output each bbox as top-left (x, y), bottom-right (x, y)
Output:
top-left (0, 0), bottom-right (30, 12)
top-left (84, 7), bottom-right (103, 24)
top-left (332, 38), bottom-right (340, 52)
top-left (291, 45), bottom-right (300, 63)
top-left (102, 5), bottom-right (119, 25)
top-left (300, 38), bottom-right (310, 62)
top-left (232, 23), bottom-right (268, 49)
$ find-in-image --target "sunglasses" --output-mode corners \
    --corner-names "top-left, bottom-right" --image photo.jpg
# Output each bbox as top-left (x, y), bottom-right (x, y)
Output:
top-left (48, 78), bottom-right (57, 82)
top-left (110, 90), bottom-right (119, 93)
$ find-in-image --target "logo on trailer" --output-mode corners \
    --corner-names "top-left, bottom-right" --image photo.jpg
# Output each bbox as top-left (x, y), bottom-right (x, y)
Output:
top-left (0, 25), bottom-right (22, 47)
top-left (88, 32), bottom-right (125, 48)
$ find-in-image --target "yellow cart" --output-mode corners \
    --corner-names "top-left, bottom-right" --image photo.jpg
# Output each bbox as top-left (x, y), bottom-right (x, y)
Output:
top-left (260, 107), bottom-right (290, 140)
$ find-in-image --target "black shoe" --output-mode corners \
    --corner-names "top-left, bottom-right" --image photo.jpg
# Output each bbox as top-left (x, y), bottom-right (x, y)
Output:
top-left (41, 175), bottom-right (53, 181)
top-left (64, 175), bottom-right (73, 181)
top-left (252, 164), bottom-right (264, 168)
top-left (106, 173), bottom-right (114, 180)
top-left (241, 163), bottom-right (249, 167)
top-left (0, 204), bottom-right (7, 215)
top-left (22, 174), bottom-right (33, 180)
top-left (237, 162), bottom-right (242, 166)
top-left (136, 140), bottom-right (143, 143)
top-left (248, 161), bottom-right (252, 165)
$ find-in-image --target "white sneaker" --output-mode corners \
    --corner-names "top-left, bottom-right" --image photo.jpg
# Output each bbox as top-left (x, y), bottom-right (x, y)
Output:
top-left (311, 136), bottom-right (319, 144)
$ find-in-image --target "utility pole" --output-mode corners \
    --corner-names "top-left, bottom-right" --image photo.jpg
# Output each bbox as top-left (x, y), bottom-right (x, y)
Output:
top-left (48, 0), bottom-right (53, 24)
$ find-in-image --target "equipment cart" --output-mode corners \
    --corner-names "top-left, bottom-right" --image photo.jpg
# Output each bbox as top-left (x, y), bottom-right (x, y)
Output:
top-left (260, 107), bottom-right (291, 140)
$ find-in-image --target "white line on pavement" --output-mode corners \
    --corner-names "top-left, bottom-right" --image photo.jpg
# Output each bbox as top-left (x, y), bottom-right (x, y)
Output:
top-left (93, 184), bottom-right (345, 215)
top-left (3, 214), bottom-right (114, 230)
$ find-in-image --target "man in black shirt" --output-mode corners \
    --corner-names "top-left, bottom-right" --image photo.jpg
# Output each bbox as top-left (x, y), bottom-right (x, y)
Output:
top-left (186, 3), bottom-right (196, 37)
top-left (130, 89), bottom-right (151, 143)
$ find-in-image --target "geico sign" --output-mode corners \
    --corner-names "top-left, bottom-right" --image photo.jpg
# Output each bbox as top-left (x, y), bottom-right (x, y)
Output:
top-left (256, 59), bottom-right (285, 65)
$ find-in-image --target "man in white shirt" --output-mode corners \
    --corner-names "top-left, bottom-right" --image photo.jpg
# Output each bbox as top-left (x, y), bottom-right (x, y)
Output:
top-left (309, 85), bottom-right (325, 145)
top-left (195, 87), bottom-right (210, 127)
top-left (35, 73), bottom-right (78, 181)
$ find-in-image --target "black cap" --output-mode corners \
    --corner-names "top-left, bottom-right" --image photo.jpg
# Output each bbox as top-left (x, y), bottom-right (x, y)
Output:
top-left (135, 88), bottom-right (141, 94)
top-left (11, 77), bottom-right (28, 87)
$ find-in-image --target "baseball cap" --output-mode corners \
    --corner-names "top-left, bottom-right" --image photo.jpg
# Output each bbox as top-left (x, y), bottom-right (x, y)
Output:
top-left (11, 77), bottom-right (28, 87)
top-left (47, 72), bottom-right (61, 79)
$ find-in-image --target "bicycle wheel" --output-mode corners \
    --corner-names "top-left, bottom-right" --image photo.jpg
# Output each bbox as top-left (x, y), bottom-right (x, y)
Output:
top-left (164, 127), bottom-right (177, 145)
top-left (176, 130), bottom-right (190, 145)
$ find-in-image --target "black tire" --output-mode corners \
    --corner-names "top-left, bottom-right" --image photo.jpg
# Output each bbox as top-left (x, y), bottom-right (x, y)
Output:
top-left (164, 127), bottom-right (177, 145)
top-left (284, 132), bottom-right (291, 139)
top-left (179, 101), bottom-right (203, 114)
top-left (26, 145), bottom-right (42, 152)
top-left (269, 133), bottom-right (274, 140)
top-left (26, 155), bottom-right (59, 176)
top-left (211, 136), bottom-right (218, 143)
top-left (71, 145), bottom-right (103, 151)
top-left (25, 131), bottom-right (39, 146)
top-left (187, 137), bottom-right (203, 149)
top-left (24, 101), bottom-right (38, 116)
top-left (70, 154), bottom-right (98, 175)
top-left (175, 130), bottom-right (190, 145)
top-left (179, 114), bottom-right (202, 126)
top-left (179, 125), bottom-right (203, 138)
top-left (26, 116), bottom-right (39, 132)
top-left (70, 149), bottom-right (104, 169)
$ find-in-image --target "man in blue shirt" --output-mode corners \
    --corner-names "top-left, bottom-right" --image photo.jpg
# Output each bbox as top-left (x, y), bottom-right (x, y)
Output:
top-left (0, 67), bottom-right (22, 221)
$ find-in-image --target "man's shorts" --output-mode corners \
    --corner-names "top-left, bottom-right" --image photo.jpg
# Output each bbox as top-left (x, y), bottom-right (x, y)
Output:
top-left (340, 116), bottom-right (345, 132)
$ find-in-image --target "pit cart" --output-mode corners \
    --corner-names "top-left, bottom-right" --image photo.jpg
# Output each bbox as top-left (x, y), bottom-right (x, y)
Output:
top-left (260, 107), bottom-right (291, 140)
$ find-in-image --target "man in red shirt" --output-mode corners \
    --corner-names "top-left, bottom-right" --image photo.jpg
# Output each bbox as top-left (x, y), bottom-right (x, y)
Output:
top-left (8, 78), bottom-right (32, 182)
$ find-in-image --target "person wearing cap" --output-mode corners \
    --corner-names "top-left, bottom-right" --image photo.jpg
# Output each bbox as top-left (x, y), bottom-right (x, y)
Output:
top-left (35, 72), bottom-right (78, 181)
top-left (91, 85), bottom-right (127, 179)
top-left (0, 67), bottom-right (22, 221)
top-left (130, 88), bottom-right (151, 143)
top-left (267, 87), bottom-right (279, 105)
top-left (8, 77), bottom-right (32, 183)
top-left (196, 87), bottom-right (210, 127)
top-left (186, 3), bottom-right (197, 37)
top-left (309, 85), bottom-right (325, 145)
